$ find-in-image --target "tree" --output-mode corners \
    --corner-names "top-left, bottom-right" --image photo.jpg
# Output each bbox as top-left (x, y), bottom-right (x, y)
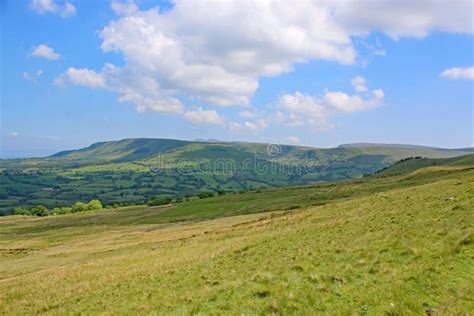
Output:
top-left (147, 196), bottom-right (173, 206)
top-left (72, 202), bottom-right (88, 213)
top-left (30, 205), bottom-right (48, 217)
top-left (198, 191), bottom-right (214, 199)
top-left (53, 207), bottom-right (72, 215)
top-left (87, 199), bottom-right (103, 211)
top-left (14, 206), bottom-right (31, 216)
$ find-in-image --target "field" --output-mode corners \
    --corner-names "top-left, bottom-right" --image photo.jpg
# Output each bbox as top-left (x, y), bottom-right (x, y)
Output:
top-left (1, 138), bottom-right (471, 215)
top-left (1, 155), bottom-right (473, 314)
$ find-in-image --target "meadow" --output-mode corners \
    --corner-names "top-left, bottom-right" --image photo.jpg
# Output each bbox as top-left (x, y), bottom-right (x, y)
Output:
top-left (1, 155), bottom-right (473, 314)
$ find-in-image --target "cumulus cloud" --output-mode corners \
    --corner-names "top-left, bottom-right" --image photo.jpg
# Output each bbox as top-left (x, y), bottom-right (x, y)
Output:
top-left (331, 1), bottom-right (473, 39)
top-left (31, 44), bottom-right (60, 60)
top-left (54, 67), bottom-right (106, 88)
top-left (111, 0), bottom-right (138, 16)
top-left (323, 89), bottom-right (384, 112)
top-left (277, 91), bottom-right (332, 129)
top-left (56, 0), bottom-right (471, 124)
top-left (30, 0), bottom-right (76, 17)
top-left (229, 119), bottom-right (269, 132)
top-left (239, 111), bottom-right (258, 119)
top-left (440, 67), bottom-right (474, 80)
top-left (351, 76), bottom-right (368, 93)
top-left (183, 107), bottom-right (225, 125)
top-left (22, 70), bottom-right (43, 82)
top-left (276, 76), bottom-right (384, 128)
top-left (59, 0), bottom-right (358, 112)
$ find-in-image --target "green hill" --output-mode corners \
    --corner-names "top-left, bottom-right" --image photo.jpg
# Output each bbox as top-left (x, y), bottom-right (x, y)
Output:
top-left (51, 138), bottom-right (190, 162)
top-left (1, 156), bottom-right (472, 313)
top-left (375, 154), bottom-right (474, 176)
top-left (0, 139), bottom-right (471, 215)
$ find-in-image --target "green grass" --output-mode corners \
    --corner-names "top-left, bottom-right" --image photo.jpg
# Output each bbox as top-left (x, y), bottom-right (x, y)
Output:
top-left (0, 157), bottom-right (473, 314)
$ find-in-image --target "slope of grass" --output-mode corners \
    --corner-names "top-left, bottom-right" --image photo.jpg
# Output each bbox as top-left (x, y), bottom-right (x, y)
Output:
top-left (376, 154), bottom-right (474, 176)
top-left (0, 162), bottom-right (473, 314)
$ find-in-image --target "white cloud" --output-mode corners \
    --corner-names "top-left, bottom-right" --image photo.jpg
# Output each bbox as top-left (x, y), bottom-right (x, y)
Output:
top-left (61, 1), bottom-right (357, 111)
top-left (57, 0), bottom-right (472, 121)
top-left (111, 0), bottom-right (138, 16)
top-left (277, 91), bottom-right (331, 129)
top-left (8, 132), bottom-right (19, 137)
top-left (277, 77), bottom-right (384, 128)
top-left (239, 111), bottom-right (258, 119)
top-left (351, 76), bottom-right (368, 93)
top-left (440, 67), bottom-right (474, 80)
top-left (183, 107), bottom-right (225, 125)
top-left (228, 119), bottom-right (269, 132)
top-left (323, 89), bottom-right (384, 112)
top-left (228, 122), bottom-right (242, 132)
top-left (331, 1), bottom-right (473, 39)
top-left (30, 0), bottom-right (76, 17)
top-left (31, 44), bottom-right (60, 60)
top-left (54, 67), bottom-right (106, 88)
top-left (285, 136), bottom-right (301, 144)
top-left (22, 70), bottom-right (43, 82)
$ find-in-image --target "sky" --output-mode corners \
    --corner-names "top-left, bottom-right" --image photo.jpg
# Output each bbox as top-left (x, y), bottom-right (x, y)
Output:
top-left (1, 0), bottom-right (473, 158)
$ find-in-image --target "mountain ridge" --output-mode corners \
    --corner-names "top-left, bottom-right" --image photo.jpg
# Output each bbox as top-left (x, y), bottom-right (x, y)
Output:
top-left (47, 138), bottom-right (472, 162)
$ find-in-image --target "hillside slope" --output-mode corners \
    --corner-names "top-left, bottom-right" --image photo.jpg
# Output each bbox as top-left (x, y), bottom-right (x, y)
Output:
top-left (375, 154), bottom-right (474, 176)
top-left (1, 159), bottom-right (473, 313)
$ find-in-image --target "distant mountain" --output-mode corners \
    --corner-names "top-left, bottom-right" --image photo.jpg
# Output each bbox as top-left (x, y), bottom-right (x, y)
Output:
top-left (338, 143), bottom-right (441, 148)
top-left (49, 139), bottom-right (471, 163)
top-left (51, 138), bottom-right (191, 162)
top-left (0, 138), bottom-right (472, 215)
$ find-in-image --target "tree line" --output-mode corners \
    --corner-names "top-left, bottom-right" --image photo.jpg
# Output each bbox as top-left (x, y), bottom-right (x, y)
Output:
top-left (14, 199), bottom-right (103, 216)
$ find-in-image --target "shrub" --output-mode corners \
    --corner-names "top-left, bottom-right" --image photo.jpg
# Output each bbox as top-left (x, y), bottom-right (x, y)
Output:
top-left (55, 207), bottom-right (72, 215)
top-left (30, 205), bottom-right (48, 217)
top-left (147, 196), bottom-right (173, 206)
top-left (14, 206), bottom-right (31, 216)
top-left (174, 196), bottom-right (185, 203)
top-left (198, 191), bottom-right (215, 199)
top-left (87, 199), bottom-right (103, 211)
top-left (72, 202), bottom-right (89, 213)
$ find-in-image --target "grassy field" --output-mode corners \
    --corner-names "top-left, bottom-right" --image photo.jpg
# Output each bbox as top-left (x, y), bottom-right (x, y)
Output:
top-left (0, 156), bottom-right (473, 314)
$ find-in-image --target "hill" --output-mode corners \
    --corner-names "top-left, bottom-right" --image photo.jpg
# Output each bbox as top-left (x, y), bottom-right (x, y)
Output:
top-left (375, 154), bottom-right (474, 176)
top-left (0, 139), bottom-right (472, 215)
top-left (1, 156), bottom-right (473, 313)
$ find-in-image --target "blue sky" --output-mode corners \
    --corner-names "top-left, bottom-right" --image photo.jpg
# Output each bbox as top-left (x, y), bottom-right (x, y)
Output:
top-left (1, 0), bottom-right (473, 158)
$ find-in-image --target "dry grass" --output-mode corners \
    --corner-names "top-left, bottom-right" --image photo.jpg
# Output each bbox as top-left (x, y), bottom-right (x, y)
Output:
top-left (0, 166), bottom-right (473, 314)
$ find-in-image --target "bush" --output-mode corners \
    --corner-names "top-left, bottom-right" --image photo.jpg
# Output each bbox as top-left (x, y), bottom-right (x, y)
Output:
top-left (55, 207), bottom-right (72, 215)
top-left (198, 191), bottom-right (215, 199)
top-left (87, 199), bottom-right (103, 211)
top-left (174, 196), bottom-right (185, 203)
top-left (72, 202), bottom-right (89, 213)
top-left (14, 206), bottom-right (31, 216)
top-left (147, 196), bottom-right (173, 206)
top-left (30, 205), bottom-right (48, 217)
top-left (217, 189), bottom-right (227, 196)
